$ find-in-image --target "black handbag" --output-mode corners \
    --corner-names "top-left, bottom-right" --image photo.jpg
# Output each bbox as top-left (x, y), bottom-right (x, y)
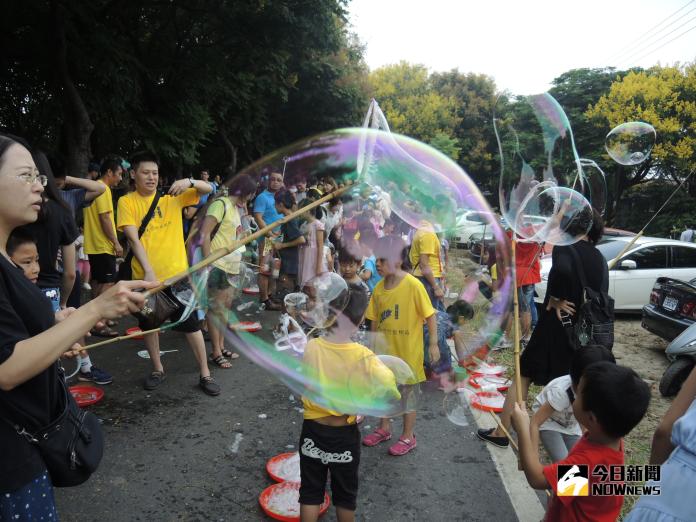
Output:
top-left (118, 192), bottom-right (161, 281)
top-left (9, 369), bottom-right (104, 487)
top-left (564, 246), bottom-right (615, 351)
top-left (133, 287), bottom-right (182, 331)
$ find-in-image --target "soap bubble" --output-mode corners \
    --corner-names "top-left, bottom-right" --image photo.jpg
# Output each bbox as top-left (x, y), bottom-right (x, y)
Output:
top-left (496, 93), bottom-right (596, 246)
top-left (347, 354), bottom-right (417, 417)
top-left (187, 127), bottom-right (512, 416)
top-left (605, 122), bottom-right (656, 165)
top-left (578, 158), bottom-right (607, 216)
top-left (299, 272), bottom-right (349, 329)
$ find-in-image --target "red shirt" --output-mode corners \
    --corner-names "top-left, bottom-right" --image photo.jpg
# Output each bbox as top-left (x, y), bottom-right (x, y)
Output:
top-left (506, 230), bottom-right (542, 286)
top-left (543, 433), bottom-right (624, 522)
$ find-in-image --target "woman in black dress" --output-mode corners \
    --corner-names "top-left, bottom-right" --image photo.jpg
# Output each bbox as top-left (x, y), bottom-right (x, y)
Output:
top-left (478, 207), bottom-right (607, 448)
top-left (0, 134), bottom-right (153, 520)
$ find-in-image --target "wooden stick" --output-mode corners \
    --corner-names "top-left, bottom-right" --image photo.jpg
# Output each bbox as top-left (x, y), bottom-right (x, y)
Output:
top-left (606, 230), bottom-right (644, 270)
top-left (144, 184), bottom-right (353, 297)
top-left (73, 325), bottom-right (165, 354)
top-left (489, 412), bottom-right (552, 497)
top-left (511, 239), bottom-right (523, 405)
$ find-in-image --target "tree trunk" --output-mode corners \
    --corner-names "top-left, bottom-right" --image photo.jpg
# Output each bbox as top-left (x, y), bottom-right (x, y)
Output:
top-left (217, 124), bottom-right (237, 175)
top-left (51, 0), bottom-right (93, 177)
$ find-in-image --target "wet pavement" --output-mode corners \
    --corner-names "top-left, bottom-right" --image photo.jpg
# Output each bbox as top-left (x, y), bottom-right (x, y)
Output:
top-left (55, 305), bottom-right (518, 521)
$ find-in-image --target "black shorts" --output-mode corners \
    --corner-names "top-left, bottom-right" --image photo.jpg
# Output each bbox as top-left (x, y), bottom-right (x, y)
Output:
top-left (137, 288), bottom-right (201, 333)
top-left (299, 420), bottom-right (360, 511)
top-left (89, 253), bottom-right (117, 284)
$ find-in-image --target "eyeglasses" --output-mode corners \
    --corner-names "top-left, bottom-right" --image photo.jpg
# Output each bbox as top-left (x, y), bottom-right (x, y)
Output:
top-left (16, 170), bottom-right (48, 187)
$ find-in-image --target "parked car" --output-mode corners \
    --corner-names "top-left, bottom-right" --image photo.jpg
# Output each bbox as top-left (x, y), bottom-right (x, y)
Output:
top-left (658, 321), bottom-right (696, 397)
top-left (535, 237), bottom-right (696, 311)
top-left (642, 277), bottom-right (696, 342)
top-left (451, 211), bottom-right (497, 248)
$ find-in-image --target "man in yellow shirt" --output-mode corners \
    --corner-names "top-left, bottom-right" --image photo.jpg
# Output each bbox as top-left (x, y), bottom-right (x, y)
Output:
top-left (117, 151), bottom-right (220, 396)
top-left (83, 157), bottom-right (124, 337)
top-left (409, 221), bottom-right (445, 310)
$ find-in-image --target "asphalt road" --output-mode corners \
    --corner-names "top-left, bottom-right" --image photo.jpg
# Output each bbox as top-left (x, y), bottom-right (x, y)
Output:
top-left (55, 306), bottom-right (518, 522)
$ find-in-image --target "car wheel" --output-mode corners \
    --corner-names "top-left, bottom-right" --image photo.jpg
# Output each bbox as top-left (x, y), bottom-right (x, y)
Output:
top-left (659, 357), bottom-right (696, 397)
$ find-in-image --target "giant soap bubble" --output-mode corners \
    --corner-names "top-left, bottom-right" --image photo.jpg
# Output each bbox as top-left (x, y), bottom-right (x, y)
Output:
top-left (605, 122), bottom-right (656, 166)
top-left (186, 127), bottom-right (511, 417)
top-left (495, 93), bottom-right (599, 245)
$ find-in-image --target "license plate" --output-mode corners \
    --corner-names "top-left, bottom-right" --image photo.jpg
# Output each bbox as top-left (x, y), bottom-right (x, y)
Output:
top-left (663, 296), bottom-right (678, 311)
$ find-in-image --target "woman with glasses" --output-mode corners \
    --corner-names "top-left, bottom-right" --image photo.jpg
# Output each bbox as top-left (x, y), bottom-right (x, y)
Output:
top-left (0, 133), bottom-right (154, 520)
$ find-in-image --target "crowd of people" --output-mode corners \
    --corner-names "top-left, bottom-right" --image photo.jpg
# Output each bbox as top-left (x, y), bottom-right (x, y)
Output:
top-left (0, 131), bottom-right (695, 522)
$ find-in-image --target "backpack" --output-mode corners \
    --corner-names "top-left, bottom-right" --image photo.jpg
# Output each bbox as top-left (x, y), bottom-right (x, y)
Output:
top-left (565, 246), bottom-right (615, 351)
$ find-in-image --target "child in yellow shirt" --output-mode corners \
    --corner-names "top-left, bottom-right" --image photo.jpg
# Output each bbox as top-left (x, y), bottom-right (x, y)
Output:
top-left (300, 283), bottom-right (399, 522)
top-left (362, 235), bottom-right (439, 456)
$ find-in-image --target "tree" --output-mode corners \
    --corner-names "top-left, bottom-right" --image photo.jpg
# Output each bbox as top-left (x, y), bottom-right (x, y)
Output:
top-left (586, 65), bottom-right (696, 223)
top-left (368, 62), bottom-right (460, 143)
top-left (429, 132), bottom-right (460, 160)
top-left (430, 70), bottom-right (499, 192)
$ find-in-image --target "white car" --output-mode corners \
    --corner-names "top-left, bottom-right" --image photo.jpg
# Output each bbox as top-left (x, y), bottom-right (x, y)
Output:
top-left (451, 210), bottom-right (500, 248)
top-left (535, 237), bottom-right (696, 311)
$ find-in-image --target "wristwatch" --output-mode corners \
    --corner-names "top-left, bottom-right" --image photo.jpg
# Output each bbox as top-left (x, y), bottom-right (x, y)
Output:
top-left (189, 177), bottom-right (195, 188)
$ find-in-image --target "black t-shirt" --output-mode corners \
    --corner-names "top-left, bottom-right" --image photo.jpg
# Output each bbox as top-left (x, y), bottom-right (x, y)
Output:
top-left (0, 254), bottom-right (60, 492)
top-left (21, 199), bottom-right (79, 289)
top-left (546, 240), bottom-right (608, 308)
top-left (279, 218), bottom-right (302, 276)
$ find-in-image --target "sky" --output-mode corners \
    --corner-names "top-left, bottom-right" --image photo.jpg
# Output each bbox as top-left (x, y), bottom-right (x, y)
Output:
top-left (347, 0), bottom-right (696, 95)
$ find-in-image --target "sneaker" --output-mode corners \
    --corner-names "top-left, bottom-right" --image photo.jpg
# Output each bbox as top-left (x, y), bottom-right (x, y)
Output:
top-left (144, 371), bottom-right (166, 390)
top-left (199, 375), bottom-right (221, 396)
top-left (82, 282), bottom-right (92, 290)
top-left (78, 366), bottom-right (113, 385)
top-left (492, 335), bottom-right (512, 351)
top-left (476, 427), bottom-right (510, 448)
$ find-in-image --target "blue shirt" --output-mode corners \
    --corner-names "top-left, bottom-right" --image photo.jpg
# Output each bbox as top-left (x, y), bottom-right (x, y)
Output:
top-left (361, 255), bottom-right (382, 292)
top-left (253, 190), bottom-right (282, 231)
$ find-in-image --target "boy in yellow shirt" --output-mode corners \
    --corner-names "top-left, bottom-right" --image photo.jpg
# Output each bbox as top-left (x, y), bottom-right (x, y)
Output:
top-left (300, 283), bottom-right (399, 522)
top-left (362, 235), bottom-right (439, 456)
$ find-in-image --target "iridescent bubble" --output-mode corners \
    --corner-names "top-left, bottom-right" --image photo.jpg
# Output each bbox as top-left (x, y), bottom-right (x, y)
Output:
top-left (578, 158), bottom-right (607, 216)
top-left (299, 272), bottom-right (349, 329)
top-left (347, 354), bottom-right (416, 417)
top-left (188, 128), bottom-right (512, 416)
top-left (605, 122), bottom-right (656, 166)
top-left (496, 93), bottom-right (596, 246)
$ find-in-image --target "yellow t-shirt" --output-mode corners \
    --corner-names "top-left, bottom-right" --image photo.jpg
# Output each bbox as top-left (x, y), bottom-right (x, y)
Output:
top-left (365, 273), bottom-right (435, 383)
top-left (116, 189), bottom-right (199, 280)
top-left (207, 197), bottom-right (242, 274)
top-left (83, 181), bottom-right (115, 255)
top-left (302, 337), bottom-right (399, 422)
top-left (409, 228), bottom-right (442, 278)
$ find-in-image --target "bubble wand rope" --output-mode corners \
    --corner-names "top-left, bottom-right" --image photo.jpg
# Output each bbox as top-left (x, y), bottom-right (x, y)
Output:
top-left (607, 169), bottom-right (693, 270)
top-left (143, 184), bottom-right (353, 298)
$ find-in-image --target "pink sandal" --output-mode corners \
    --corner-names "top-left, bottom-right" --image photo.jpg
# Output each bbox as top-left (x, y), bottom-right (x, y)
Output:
top-left (362, 428), bottom-right (392, 447)
top-left (389, 436), bottom-right (417, 456)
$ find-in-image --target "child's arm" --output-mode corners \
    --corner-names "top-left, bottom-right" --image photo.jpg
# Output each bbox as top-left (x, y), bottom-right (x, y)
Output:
top-left (511, 403), bottom-right (550, 490)
top-left (425, 312), bottom-right (440, 364)
top-left (530, 402), bottom-right (556, 456)
top-left (651, 365), bottom-right (696, 464)
top-left (273, 236), bottom-right (306, 251)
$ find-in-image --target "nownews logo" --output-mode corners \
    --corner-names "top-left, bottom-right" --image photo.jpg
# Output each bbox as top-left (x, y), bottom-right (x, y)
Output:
top-left (557, 464), bottom-right (661, 497)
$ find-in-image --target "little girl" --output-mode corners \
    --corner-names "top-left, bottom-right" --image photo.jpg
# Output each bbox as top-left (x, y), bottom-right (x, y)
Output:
top-left (362, 235), bottom-right (439, 456)
top-left (297, 198), bottom-right (327, 287)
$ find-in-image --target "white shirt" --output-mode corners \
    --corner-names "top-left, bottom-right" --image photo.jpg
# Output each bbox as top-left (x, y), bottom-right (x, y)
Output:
top-left (532, 375), bottom-right (582, 436)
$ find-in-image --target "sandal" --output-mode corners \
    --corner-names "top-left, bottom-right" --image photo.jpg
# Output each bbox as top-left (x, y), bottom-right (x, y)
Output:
top-left (209, 355), bottom-right (232, 369)
top-left (388, 435), bottom-right (417, 456)
top-left (362, 428), bottom-right (392, 447)
top-left (221, 348), bottom-right (240, 360)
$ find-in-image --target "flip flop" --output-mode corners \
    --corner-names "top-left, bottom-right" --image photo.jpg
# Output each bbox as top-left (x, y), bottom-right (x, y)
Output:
top-left (221, 349), bottom-right (240, 360)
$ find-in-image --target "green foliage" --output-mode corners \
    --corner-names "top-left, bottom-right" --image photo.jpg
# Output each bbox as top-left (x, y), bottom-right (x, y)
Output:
top-left (0, 0), bottom-right (369, 175)
top-left (429, 132), bottom-right (461, 160)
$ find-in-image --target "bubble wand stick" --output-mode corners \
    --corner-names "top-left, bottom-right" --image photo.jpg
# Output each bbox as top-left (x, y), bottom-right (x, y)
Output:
top-left (143, 183), bottom-right (353, 298)
top-left (606, 170), bottom-right (693, 270)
